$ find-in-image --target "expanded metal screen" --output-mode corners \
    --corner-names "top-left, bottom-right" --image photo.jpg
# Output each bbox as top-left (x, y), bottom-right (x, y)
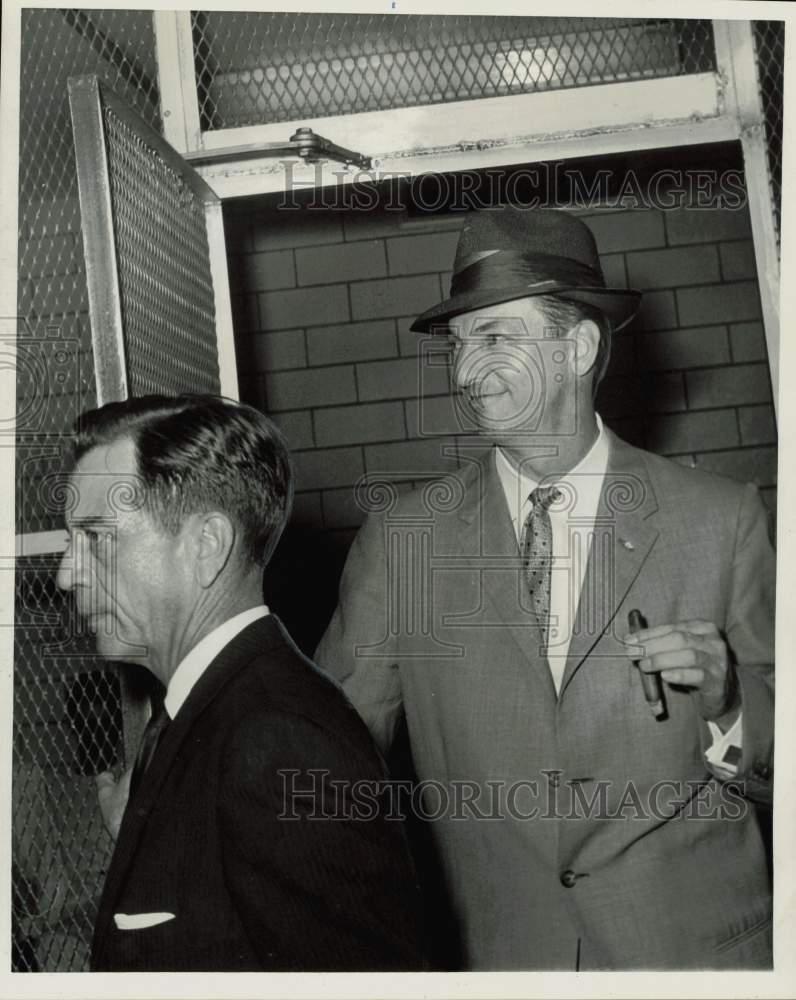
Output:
top-left (18, 9), bottom-right (161, 535)
top-left (192, 13), bottom-right (716, 130)
top-left (99, 90), bottom-right (221, 396)
top-left (752, 20), bottom-right (784, 242)
top-left (15, 9), bottom-right (161, 972)
top-left (14, 556), bottom-right (123, 973)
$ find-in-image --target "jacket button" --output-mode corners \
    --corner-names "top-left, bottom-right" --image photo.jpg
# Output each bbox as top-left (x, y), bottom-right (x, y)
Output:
top-left (560, 869), bottom-right (578, 888)
top-left (754, 763), bottom-right (771, 780)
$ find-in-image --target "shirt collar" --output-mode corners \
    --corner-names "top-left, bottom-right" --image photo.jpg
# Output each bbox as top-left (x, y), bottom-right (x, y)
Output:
top-left (164, 605), bottom-right (270, 720)
top-left (495, 414), bottom-right (610, 525)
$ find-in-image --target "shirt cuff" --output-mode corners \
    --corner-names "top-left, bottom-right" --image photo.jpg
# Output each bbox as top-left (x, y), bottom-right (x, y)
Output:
top-left (704, 712), bottom-right (743, 778)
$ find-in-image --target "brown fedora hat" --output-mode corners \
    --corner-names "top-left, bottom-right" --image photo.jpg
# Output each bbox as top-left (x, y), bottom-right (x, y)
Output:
top-left (411, 205), bottom-right (642, 334)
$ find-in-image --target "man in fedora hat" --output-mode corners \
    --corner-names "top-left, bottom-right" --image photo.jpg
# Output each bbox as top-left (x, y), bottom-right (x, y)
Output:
top-left (316, 205), bottom-right (774, 970)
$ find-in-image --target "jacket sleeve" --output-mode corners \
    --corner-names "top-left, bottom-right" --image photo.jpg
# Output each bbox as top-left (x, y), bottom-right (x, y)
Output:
top-left (314, 514), bottom-right (404, 755)
top-left (721, 483), bottom-right (775, 804)
top-left (218, 710), bottom-right (425, 971)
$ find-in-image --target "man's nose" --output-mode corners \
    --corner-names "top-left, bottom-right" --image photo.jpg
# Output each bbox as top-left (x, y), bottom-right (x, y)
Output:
top-left (55, 535), bottom-right (84, 593)
top-left (55, 544), bottom-right (73, 593)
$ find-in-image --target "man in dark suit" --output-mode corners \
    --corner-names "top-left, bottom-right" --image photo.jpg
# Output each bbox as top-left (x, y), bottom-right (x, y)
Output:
top-left (316, 206), bottom-right (775, 969)
top-left (56, 394), bottom-right (424, 971)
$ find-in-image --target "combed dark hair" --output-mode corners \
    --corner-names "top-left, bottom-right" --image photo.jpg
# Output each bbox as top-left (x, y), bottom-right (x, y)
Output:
top-left (74, 395), bottom-right (293, 569)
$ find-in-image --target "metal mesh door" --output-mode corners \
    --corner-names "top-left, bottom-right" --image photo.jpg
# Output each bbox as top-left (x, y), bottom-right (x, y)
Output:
top-left (69, 75), bottom-right (221, 399)
top-left (17, 10), bottom-right (161, 538)
top-left (14, 10), bottom-right (162, 973)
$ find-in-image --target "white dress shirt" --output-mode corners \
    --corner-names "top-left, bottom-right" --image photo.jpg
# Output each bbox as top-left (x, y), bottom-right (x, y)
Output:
top-left (496, 414), bottom-right (609, 691)
top-left (495, 416), bottom-right (742, 774)
top-left (163, 605), bottom-right (270, 719)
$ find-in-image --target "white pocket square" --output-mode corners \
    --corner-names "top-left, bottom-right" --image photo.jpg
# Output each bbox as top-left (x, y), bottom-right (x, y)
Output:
top-left (114, 911), bottom-right (175, 930)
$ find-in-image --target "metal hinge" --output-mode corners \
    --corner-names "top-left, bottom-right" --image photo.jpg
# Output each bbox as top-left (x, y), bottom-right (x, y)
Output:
top-left (185, 127), bottom-right (372, 169)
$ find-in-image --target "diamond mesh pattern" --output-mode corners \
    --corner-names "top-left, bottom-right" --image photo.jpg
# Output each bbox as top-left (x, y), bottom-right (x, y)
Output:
top-left (15, 10), bottom-right (160, 972)
top-left (192, 14), bottom-right (715, 129)
top-left (102, 100), bottom-right (220, 396)
top-left (18, 9), bottom-right (161, 534)
top-left (14, 555), bottom-right (124, 972)
top-left (752, 20), bottom-right (784, 243)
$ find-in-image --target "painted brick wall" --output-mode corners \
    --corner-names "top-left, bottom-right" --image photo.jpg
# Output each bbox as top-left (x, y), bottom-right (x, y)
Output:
top-left (226, 197), bottom-right (777, 547)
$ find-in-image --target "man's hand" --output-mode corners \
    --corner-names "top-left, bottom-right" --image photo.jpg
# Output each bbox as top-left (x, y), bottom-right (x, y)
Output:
top-left (96, 768), bottom-right (132, 841)
top-left (623, 619), bottom-right (740, 729)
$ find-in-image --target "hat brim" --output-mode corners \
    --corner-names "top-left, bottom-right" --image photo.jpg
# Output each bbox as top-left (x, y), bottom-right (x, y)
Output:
top-left (410, 283), bottom-right (642, 334)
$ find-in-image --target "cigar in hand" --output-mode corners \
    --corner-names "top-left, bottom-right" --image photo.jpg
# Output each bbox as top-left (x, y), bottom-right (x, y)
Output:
top-left (628, 609), bottom-right (667, 720)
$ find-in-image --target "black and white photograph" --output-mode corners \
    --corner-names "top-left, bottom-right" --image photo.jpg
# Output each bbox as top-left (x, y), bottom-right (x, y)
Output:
top-left (0, 1), bottom-right (792, 995)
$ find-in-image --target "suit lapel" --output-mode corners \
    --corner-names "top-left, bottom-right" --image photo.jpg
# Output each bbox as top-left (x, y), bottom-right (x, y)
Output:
top-left (453, 449), bottom-right (558, 703)
top-left (558, 432), bottom-right (660, 697)
top-left (92, 615), bottom-right (284, 961)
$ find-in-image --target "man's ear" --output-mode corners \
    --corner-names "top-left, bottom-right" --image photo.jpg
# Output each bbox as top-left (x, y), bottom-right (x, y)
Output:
top-left (193, 512), bottom-right (236, 588)
top-left (572, 319), bottom-right (601, 379)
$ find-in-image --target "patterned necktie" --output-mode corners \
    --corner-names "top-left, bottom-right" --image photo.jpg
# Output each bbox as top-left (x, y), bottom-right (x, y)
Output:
top-left (129, 703), bottom-right (170, 796)
top-left (520, 485), bottom-right (561, 658)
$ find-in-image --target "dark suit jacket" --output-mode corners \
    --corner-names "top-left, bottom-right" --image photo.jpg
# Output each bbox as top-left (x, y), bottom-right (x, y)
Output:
top-left (316, 432), bottom-right (775, 970)
top-left (91, 615), bottom-right (425, 971)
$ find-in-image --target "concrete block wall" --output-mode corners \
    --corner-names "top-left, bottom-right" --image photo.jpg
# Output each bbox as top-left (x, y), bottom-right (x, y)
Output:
top-left (226, 197), bottom-right (776, 540)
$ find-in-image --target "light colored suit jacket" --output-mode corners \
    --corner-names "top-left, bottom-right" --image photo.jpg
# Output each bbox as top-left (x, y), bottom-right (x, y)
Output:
top-left (316, 431), bottom-right (775, 970)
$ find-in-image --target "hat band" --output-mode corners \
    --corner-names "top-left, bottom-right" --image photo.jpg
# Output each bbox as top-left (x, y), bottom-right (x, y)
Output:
top-left (451, 250), bottom-right (605, 297)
